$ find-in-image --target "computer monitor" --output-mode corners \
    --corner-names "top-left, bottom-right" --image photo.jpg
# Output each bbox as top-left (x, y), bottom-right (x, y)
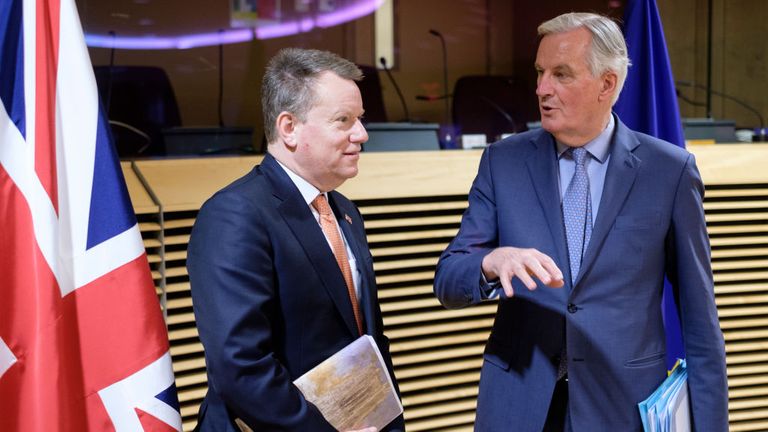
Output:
top-left (682, 118), bottom-right (737, 143)
top-left (362, 122), bottom-right (440, 152)
top-left (162, 127), bottom-right (255, 155)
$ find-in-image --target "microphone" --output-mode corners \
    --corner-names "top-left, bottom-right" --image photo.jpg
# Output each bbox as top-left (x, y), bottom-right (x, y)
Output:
top-left (429, 29), bottom-right (451, 123)
top-left (379, 57), bottom-right (410, 122)
top-left (479, 95), bottom-right (518, 138)
top-left (676, 80), bottom-right (765, 137)
top-left (415, 94), bottom-right (451, 101)
top-left (217, 29), bottom-right (225, 127)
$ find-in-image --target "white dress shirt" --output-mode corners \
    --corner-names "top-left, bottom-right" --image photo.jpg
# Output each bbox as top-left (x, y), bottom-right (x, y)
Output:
top-left (275, 160), bottom-right (361, 298)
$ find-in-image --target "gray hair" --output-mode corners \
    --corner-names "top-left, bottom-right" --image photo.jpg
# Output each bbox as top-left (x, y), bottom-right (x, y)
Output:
top-left (538, 12), bottom-right (630, 104)
top-left (261, 48), bottom-right (363, 143)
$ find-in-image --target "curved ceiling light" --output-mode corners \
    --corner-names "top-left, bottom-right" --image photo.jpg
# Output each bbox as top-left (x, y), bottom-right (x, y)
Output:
top-left (85, 0), bottom-right (383, 50)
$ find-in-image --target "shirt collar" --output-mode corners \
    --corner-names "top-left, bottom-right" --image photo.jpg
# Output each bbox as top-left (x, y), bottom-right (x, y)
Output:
top-left (556, 114), bottom-right (614, 163)
top-left (274, 159), bottom-right (324, 205)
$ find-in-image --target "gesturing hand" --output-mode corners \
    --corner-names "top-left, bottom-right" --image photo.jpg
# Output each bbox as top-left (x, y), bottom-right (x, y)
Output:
top-left (481, 247), bottom-right (564, 297)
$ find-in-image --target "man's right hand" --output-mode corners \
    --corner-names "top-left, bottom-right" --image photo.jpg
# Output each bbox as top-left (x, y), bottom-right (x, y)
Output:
top-left (481, 247), bottom-right (564, 297)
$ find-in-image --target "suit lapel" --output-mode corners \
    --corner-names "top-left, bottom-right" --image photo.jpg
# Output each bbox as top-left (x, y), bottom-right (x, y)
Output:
top-left (575, 118), bottom-right (641, 287)
top-left (262, 155), bottom-right (360, 337)
top-left (526, 133), bottom-right (571, 286)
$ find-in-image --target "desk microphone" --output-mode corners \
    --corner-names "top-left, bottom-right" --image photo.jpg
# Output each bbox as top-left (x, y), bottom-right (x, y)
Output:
top-left (379, 57), bottom-right (410, 122)
top-left (415, 94), bottom-right (451, 101)
top-left (217, 29), bottom-right (225, 127)
top-left (675, 80), bottom-right (764, 134)
top-left (479, 95), bottom-right (518, 136)
top-left (429, 29), bottom-right (451, 123)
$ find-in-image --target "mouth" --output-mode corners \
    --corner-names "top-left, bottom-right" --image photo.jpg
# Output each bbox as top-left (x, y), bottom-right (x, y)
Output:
top-left (343, 145), bottom-right (362, 157)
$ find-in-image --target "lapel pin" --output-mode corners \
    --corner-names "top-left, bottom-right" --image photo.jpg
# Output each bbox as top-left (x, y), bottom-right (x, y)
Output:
top-left (345, 214), bottom-right (353, 225)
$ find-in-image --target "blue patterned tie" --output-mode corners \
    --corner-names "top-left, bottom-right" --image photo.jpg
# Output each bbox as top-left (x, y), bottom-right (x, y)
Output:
top-left (563, 147), bottom-right (593, 284)
top-left (558, 147), bottom-right (593, 381)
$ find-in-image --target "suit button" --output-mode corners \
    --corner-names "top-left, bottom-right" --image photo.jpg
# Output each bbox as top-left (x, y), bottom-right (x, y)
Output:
top-left (567, 303), bottom-right (578, 313)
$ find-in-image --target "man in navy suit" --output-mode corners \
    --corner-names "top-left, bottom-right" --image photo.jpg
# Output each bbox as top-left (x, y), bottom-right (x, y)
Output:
top-left (434, 12), bottom-right (728, 432)
top-left (187, 48), bottom-right (404, 432)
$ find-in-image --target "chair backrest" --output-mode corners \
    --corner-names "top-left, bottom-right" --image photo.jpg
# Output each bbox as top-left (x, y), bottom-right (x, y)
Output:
top-left (93, 65), bottom-right (182, 157)
top-left (452, 75), bottom-right (526, 142)
top-left (356, 65), bottom-right (388, 123)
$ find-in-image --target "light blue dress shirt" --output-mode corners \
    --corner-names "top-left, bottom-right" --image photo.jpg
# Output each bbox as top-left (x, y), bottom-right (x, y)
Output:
top-left (555, 114), bottom-right (614, 224)
top-left (480, 114), bottom-right (616, 298)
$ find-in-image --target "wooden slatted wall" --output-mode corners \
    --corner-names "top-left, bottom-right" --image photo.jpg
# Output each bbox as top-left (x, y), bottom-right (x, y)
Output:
top-left (706, 184), bottom-right (768, 431)
top-left (358, 195), bottom-right (492, 431)
top-left (123, 145), bottom-right (768, 431)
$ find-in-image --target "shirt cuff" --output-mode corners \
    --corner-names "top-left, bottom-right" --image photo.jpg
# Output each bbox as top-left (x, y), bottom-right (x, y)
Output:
top-left (480, 272), bottom-right (501, 300)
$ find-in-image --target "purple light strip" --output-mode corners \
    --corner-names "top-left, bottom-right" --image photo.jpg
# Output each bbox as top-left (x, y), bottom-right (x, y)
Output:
top-left (85, 0), bottom-right (383, 50)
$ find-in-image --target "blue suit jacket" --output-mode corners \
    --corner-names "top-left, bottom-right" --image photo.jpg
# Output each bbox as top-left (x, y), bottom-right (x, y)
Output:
top-left (434, 118), bottom-right (728, 431)
top-left (187, 153), bottom-right (405, 431)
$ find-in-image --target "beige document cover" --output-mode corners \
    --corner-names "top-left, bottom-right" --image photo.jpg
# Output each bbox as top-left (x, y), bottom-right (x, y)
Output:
top-left (294, 335), bottom-right (403, 431)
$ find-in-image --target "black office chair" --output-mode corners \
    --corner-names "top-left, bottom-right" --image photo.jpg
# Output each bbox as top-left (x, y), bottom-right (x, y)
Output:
top-left (452, 75), bottom-right (527, 142)
top-left (93, 66), bottom-right (182, 157)
top-left (356, 65), bottom-right (388, 123)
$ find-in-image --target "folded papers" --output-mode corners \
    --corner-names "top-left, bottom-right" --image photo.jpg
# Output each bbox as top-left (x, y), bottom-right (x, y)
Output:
top-left (294, 335), bottom-right (403, 431)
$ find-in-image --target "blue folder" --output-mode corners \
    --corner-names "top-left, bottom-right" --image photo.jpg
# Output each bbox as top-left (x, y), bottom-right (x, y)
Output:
top-left (638, 359), bottom-right (691, 432)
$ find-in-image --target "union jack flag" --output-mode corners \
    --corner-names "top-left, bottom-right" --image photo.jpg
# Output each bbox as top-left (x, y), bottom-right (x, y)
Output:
top-left (0, 0), bottom-right (181, 430)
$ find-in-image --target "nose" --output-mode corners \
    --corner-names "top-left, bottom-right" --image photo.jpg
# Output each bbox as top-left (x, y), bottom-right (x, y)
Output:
top-left (536, 73), bottom-right (552, 98)
top-left (351, 119), bottom-right (368, 144)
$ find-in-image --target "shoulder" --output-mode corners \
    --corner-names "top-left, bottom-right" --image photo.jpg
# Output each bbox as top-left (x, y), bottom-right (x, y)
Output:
top-left (491, 128), bottom-right (546, 152)
top-left (198, 165), bottom-right (270, 218)
top-left (612, 117), bottom-right (691, 167)
top-left (630, 130), bottom-right (690, 162)
top-left (482, 128), bottom-right (551, 163)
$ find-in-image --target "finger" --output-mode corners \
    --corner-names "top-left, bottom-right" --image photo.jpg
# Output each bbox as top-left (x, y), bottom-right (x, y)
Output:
top-left (525, 257), bottom-right (561, 288)
top-left (499, 271), bottom-right (515, 297)
top-left (547, 277), bottom-right (565, 288)
top-left (511, 262), bottom-right (538, 290)
top-left (535, 252), bottom-right (565, 287)
top-left (526, 261), bottom-right (554, 287)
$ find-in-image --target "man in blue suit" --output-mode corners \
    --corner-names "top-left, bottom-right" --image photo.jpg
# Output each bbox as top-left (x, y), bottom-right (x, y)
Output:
top-left (434, 12), bottom-right (728, 432)
top-left (187, 48), bottom-right (404, 432)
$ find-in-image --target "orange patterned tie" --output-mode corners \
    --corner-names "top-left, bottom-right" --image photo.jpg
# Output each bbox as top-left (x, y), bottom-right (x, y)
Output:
top-left (311, 194), bottom-right (363, 335)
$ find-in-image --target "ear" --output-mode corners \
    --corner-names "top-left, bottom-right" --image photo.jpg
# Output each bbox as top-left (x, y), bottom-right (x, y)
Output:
top-left (598, 71), bottom-right (618, 102)
top-left (276, 111), bottom-right (299, 149)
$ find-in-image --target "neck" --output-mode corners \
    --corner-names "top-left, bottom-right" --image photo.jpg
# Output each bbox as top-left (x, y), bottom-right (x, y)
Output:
top-left (556, 112), bottom-right (612, 147)
top-left (267, 145), bottom-right (337, 193)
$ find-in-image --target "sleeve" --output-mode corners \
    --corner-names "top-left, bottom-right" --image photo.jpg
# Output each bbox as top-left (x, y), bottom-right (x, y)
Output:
top-left (666, 154), bottom-right (729, 431)
top-left (187, 191), bottom-right (336, 431)
top-left (433, 146), bottom-right (500, 309)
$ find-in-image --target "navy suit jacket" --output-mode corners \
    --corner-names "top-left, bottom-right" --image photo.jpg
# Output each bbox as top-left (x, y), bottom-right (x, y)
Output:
top-left (434, 117), bottom-right (728, 431)
top-left (187, 153), bottom-right (405, 431)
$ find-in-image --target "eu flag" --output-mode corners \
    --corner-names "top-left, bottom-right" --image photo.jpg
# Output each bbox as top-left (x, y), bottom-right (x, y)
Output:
top-left (614, 0), bottom-right (685, 370)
